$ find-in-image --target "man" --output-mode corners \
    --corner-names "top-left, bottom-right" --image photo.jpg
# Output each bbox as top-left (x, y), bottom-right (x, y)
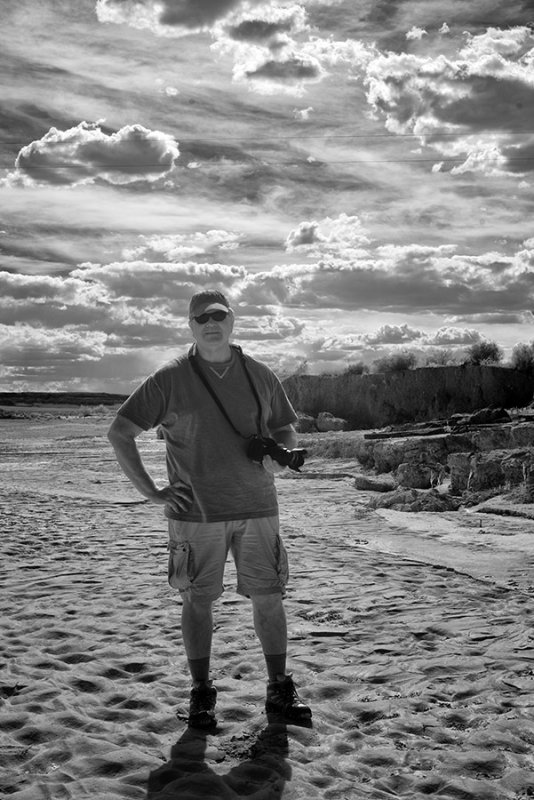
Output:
top-left (107, 289), bottom-right (311, 729)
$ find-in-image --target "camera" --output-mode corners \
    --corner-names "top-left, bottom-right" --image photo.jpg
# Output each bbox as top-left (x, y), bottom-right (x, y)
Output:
top-left (247, 435), bottom-right (307, 472)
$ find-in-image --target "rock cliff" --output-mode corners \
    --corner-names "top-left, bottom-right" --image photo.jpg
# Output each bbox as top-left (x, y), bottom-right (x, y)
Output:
top-left (299, 417), bottom-right (534, 512)
top-left (283, 365), bottom-right (534, 429)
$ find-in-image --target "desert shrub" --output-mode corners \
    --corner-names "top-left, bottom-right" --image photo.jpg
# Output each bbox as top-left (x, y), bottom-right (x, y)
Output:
top-left (371, 350), bottom-right (417, 373)
top-left (510, 342), bottom-right (534, 373)
top-left (79, 404), bottom-right (111, 416)
top-left (465, 340), bottom-right (503, 365)
top-left (422, 348), bottom-right (459, 367)
top-left (343, 361), bottom-right (369, 376)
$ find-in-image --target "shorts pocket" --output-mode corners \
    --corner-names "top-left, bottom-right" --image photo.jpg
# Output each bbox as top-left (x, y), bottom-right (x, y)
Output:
top-left (276, 535), bottom-right (289, 588)
top-left (168, 541), bottom-right (194, 591)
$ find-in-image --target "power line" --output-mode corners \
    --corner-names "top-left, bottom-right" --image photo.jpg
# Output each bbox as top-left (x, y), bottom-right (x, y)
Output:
top-left (3, 155), bottom-right (534, 168)
top-left (1, 129), bottom-right (533, 147)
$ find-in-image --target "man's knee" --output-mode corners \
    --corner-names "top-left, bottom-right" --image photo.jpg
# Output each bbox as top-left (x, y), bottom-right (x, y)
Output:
top-left (181, 594), bottom-right (214, 615)
top-left (251, 592), bottom-right (285, 612)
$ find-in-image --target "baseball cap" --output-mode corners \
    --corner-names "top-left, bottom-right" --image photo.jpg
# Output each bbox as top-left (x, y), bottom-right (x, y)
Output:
top-left (189, 290), bottom-right (231, 319)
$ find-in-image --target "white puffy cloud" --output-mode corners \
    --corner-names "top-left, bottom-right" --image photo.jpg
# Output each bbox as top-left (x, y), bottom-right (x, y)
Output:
top-left (4, 229), bottom-right (534, 387)
top-left (360, 324), bottom-right (483, 349)
top-left (211, 4), bottom-right (333, 94)
top-left (10, 122), bottom-right (179, 186)
top-left (406, 26), bottom-right (427, 41)
top-left (0, 324), bottom-right (108, 365)
top-left (363, 323), bottom-right (423, 345)
top-left (285, 213), bottom-right (371, 256)
top-left (123, 230), bottom-right (243, 261)
top-left (364, 26), bottom-right (534, 176)
top-left (300, 36), bottom-right (375, 70)
top-left (224, 30), bottom-right (376, 94)
top-left (0, 270), bottom-right (109, 306)
top-left (236, 314), bottom-right (305, 341)
top-left (293, 106), bottom-right (314, 120)
top-left (425, 326), bottom-right (482, 345)
top-left (72, 260), bottom-right (247, 307)
top-left (242, 231), bottom-right (534, 315)
top-left (459, 26), bottom-right (534, 60)
top-left (285, 220), bottom-right (324, 249)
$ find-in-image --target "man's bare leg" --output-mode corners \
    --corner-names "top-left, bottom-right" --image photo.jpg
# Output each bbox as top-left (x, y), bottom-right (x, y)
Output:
top-left (181, 595), bottom-right (213, 683)
top-left (181, 595), bottom-right (217, 728)
top-left (252, 593), bottom-right (312, 720)
top-left (251, 593), bottom-right (287, 680)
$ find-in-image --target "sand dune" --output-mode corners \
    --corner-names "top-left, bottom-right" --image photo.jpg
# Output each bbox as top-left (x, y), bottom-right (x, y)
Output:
top-left (1, 415), bottom-right (534, 799)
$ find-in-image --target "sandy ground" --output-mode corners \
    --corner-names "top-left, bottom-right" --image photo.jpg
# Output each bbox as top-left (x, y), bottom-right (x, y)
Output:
top-left (1, 413), bottom-right (534, 799)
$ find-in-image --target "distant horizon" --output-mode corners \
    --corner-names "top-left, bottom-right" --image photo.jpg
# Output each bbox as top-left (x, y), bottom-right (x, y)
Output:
top-left (1, 359), bottom-right (530, 400)
top-left (2, 1), bottom-right (534, 392)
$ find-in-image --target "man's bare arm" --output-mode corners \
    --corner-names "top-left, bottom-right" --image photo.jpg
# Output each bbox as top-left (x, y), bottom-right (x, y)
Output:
top-left (107, 415), bottom-right (192, 514)
top-left (270, 423), bottom-right (298, 450)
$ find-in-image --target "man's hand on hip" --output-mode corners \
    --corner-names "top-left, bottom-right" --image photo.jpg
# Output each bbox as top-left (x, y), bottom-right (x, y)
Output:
top-left (150, 482), bottom-right (193, 514)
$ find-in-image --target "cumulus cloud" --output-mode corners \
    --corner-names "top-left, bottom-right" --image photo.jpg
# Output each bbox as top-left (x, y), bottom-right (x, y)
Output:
top-left (236, 314), bottom-right (305, 341)
top-left (72, 260), bottom-right (246, 308)
top-left (0, 269), bottom-right (115, 333)
top-left (425, 326), bottom-right (482, 345)
top-left (225, 31), bottom-right (376, 94)
top-left (211, 4), bottom-right (333, 94)
top-left (361, 325), bottom-right (483, 349)
top-left (286, 220), bottom-right (324, 248)
top-left (270, 330), bottom-right (371, 376)
top-left (364, 25), bottom-right (534, 175)
top-left (123, 230), bottom-right (242, 261)
top-left (4, 232), bottom-right (534, 386)
top-left (406, 26), bottom-right (427, 41)
top-left (293, 106), bottom-right (314, 120)
top-left (285, 213), bottom-right (371, 256)
top-left (0, 324), bottom-right (108, 366)
top-left (363, 323), bottom-right (423, 345)
top-left (10, 122), bottom-right (179, 186)
top-left (97, 0), bottom-right (371, 95)
top-left (0, 270), bottom-right (108, 307)
top-left (242, 231), bottom-right (534, 315)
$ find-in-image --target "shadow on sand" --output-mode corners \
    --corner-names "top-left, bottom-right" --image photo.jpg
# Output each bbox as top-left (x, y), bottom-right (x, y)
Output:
top-left (146, 719), bottom-right (293, 800)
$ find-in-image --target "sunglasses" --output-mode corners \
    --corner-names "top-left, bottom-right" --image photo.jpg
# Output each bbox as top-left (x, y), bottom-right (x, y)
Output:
top-left (193, 310), bottom-right (229, 324)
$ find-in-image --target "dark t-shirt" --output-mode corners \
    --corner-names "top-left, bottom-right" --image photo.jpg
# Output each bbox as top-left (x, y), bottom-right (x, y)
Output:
top-left (117, 346), bottom-right (297, 522)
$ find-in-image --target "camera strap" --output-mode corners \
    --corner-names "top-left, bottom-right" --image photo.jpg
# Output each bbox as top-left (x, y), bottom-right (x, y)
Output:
top-left (188, 345), bottom-right (263, 439)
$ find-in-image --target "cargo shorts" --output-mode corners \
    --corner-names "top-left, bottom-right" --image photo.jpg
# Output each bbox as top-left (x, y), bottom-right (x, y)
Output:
top-left (167, 515), bottom-right (288, 601)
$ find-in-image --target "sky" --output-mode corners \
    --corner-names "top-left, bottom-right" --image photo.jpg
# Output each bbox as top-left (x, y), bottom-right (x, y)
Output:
top-left (1, 0), bottom-right (534, 392)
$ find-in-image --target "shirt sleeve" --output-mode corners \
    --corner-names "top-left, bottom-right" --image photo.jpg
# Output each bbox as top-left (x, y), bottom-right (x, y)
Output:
top-left (267, 372), bottom-right (298, 431)
top-left (117, 373), bottom-right (167, 431)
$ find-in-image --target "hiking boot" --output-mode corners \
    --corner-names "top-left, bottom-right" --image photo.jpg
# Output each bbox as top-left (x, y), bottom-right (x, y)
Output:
top-left (265, 674), bottom-right (312, 722)
top-left (188, 681), bottom-right (217, 729)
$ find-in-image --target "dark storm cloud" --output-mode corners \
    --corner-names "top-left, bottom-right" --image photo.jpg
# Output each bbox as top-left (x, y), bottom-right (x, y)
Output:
top-left (244, 55), bottom-right (324, 85)
top-left (227, 17), bottom-right (295, 44)
top-left (359, 0), bottom-right (534, 39)
top-left (158, 0), bottom-right (245, 28)
top-left (97, 0), bottom-right (265, 32)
